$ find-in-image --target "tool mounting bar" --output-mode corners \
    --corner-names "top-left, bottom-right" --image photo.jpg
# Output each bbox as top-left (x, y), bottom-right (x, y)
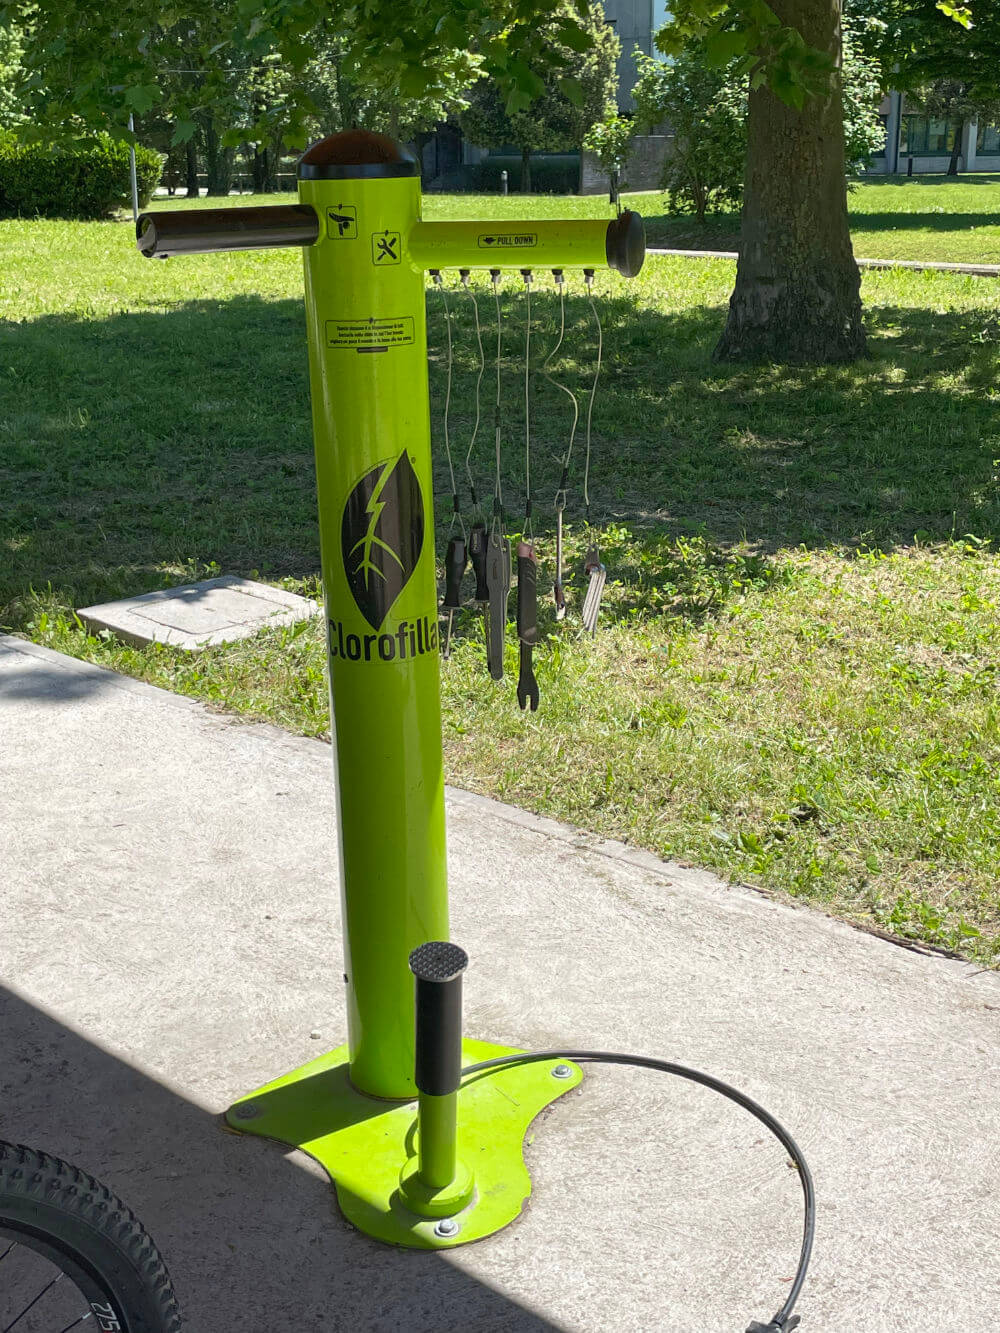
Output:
top-left (136, 203), bottom-right (645, 276)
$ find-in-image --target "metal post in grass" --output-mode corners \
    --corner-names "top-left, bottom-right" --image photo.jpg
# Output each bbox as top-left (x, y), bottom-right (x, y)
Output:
top-left (128, 113), bottom-right (139, 225)
top-left (136, 129), bottom-right (644, 1247)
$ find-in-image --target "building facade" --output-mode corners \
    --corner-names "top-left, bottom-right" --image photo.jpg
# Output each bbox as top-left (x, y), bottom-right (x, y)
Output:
top-left (600, 2), bottom-right (1000, 174)
top-left (601, 0), bottom-right (670, 108)
top-left (870, 92), bottom-right (1000, 174)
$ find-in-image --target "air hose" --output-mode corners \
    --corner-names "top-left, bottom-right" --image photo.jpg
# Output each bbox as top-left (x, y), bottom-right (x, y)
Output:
top-left (462, 1049), bottom-right (814, 1333)
top-left (409, 945), bottom-right (813, 1333)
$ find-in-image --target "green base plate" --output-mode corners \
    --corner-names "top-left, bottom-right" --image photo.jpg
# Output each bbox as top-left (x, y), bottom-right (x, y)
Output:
top-left (225, 1039), bottom-right (582, 1248)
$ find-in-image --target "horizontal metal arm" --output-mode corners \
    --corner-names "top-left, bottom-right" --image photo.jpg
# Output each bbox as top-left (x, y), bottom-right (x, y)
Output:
top-left (136, 204), bottom-right (320, 258)
top-left (408, 210), bottom-right (645, 278)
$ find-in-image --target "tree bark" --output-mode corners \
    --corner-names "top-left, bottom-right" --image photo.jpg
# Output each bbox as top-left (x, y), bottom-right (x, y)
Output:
top-left (184, 139), bottom-right (200, 199)
top-left (715, 0), bottom-right (865, 364)
top-left (202, 119), bottom-right (235, 196)
top-left (521, 144), bottom-right (532, 193)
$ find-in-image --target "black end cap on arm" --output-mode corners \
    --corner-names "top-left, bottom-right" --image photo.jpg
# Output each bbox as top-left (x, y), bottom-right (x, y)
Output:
top-left (605, 209), bottom-right (646, 278)
top-left (409, 942), bottom-right (469, 1096)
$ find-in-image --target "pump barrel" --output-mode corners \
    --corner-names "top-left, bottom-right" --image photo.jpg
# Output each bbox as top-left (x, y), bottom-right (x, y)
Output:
top-left (136, 204), bottom-right (320, 258)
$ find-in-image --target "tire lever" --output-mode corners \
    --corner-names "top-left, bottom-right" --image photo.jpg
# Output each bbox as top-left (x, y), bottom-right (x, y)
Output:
top-left (581, 545), bottom-right (606, 636)
top-left (516, 540), bottom-right (539, 711)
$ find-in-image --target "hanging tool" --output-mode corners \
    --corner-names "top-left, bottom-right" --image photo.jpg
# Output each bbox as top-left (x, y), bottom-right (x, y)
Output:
top-left (553, 515), bottom-right (566, 621)
top-left (485, 527), bottom-right (510, 681)
top-left (485, 268), bottom-right (511, 681)
top-left (581, 546), bottom-right (606, 636)
top-left (544, 267), bottom-right (579, 623)
top-left (442, 534), bottom-right (467, 659)
top-left (459, 268), bottom-right (490, 614)
top-left (431, 269), bottom-right (468, 657)
top-left (516, 540), bottom-right (539, 711)
top-left (580, 267), bottom-right (606, 636)
top-left (516, 268), bottom-right (540, 709)
top-left (468, 521), bottom-right (489, 602)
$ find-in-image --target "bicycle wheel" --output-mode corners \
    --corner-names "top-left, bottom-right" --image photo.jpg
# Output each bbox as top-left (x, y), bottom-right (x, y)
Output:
top-left (0, 1142), bottom-right (181, 1332)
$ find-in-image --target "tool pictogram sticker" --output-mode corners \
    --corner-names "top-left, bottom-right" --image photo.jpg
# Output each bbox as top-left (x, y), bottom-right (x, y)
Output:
top-left (328, 204), bottom-right (358, 239)
top-left (371, 230), bottom-right (401, 265)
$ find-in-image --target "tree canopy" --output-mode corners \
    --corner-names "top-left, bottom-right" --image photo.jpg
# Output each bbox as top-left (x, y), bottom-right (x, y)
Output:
top-left (3, 0), bottom-right (966, 141)
top-left (459, 1), bottom-right (618, 190)
top-left (0, 0), bottom-right (596, 141)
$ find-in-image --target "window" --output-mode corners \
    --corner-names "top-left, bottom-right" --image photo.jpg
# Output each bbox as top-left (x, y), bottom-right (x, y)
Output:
top-left (871, 113), bottom-right (888, 157)
top-left (899, 115), bottom-right (961, 155)
top-left (978, 124), bottom-right (1000, 155)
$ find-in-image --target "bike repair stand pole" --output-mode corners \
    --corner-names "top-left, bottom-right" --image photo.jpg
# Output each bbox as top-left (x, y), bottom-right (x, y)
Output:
top-left (137, 128), bottom-right (644, 1248)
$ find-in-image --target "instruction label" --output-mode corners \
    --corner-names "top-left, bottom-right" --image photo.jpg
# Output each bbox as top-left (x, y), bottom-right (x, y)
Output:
top-left (325, 316), bottom-right (415, 353)
top-left (477, 232), bottom-right (537, 250)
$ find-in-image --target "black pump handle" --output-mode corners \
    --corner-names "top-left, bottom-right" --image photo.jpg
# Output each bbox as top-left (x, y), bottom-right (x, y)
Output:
top-left (409, 941), bottom-right (469, 1098)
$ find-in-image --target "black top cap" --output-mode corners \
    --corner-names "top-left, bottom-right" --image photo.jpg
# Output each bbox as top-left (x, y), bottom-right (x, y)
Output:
top-left (299, 129), bottom-right (419, 180)
top-left (606, 209), bottom-right (646, 278)
top-left (409, 941), bottom-right (469, 983)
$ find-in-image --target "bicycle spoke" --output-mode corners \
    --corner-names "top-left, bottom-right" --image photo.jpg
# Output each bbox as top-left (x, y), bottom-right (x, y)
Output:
top-left (3, 1269), bottom-right (64, 1332)
top-left (0, 1241), bottom-right (17, 1264)
top-left (58, 1314), bottom-right (93, 1332)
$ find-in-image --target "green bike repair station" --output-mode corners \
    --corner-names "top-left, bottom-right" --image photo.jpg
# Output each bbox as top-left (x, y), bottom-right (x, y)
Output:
top-left (137, 131), bottom-right (813, 1333)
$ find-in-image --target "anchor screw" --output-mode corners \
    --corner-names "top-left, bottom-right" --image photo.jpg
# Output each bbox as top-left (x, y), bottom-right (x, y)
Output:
top-left (552, 1064), bottom-right (574, 1080)
top-left (232, 1102), bottom-right (261, 1121)
top-left (434, 1218), bottom-right (460, 1239)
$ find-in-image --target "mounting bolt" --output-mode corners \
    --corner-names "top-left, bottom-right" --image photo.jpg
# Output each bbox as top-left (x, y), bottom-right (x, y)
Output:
top-left (232, 1102), bottom-right (260, 1121)
top-left (433, 1218), bottom-right (460, 1239)
top-left (552, 1064), bottom-right (574, 1080)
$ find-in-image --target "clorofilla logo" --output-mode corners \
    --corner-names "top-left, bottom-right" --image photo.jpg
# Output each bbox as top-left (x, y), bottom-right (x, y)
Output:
top-left (332, 450), bottom-right (436, 663)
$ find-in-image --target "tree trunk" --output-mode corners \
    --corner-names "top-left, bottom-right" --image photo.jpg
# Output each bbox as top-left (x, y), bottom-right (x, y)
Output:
top-left (521, 144), bottom-right (532, 193)
top-left (251, 145), bottom-right (268, 193)
top-left (184, 140), bottom-right (200, 199)
top-left (947, 121), bottom-right (964, 176)
top-left (203, 119), bottom-right (235, 196)
top-left (715, 0), bottom-right (865, 365)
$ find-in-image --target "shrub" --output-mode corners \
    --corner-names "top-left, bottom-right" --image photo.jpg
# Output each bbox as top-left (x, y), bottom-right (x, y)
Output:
top-left (0, 133), bottom-right (163, 219)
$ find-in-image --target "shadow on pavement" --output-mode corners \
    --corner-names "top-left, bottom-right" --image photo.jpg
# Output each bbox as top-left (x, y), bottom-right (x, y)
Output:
top-left (0, 984), bottom-right (560, 1333)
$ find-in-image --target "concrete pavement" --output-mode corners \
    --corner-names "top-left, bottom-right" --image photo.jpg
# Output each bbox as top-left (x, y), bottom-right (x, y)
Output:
top-left (1, 633), bottom-right (997, 1332)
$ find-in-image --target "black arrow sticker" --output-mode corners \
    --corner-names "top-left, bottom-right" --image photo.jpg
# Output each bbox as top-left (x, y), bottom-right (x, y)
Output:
top-left (341, 451), bottom-right (424, 630)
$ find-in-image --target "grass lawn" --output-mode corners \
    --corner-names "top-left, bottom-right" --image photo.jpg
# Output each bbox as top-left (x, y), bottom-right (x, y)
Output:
top-left (3, 193), bottom-right (1000, 964)
top-left (630, 173), bottom-right (1000, 264)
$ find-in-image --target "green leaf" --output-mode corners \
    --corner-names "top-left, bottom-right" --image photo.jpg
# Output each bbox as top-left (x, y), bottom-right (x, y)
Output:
top-left (123, 82), bottom-right (160, 114)
top-left (555, 20), bottom-right (593, 53)
top-left (558, 75), bottom-right (584, 106)
top-left (936, 1), bottom-right (973, 27)
top-left (169, 119), bottom-right (197, 146)
top-left (703, 29), bottom-right (748, 65)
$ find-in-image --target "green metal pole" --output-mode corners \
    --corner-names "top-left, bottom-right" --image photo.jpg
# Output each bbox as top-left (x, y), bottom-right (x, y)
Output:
top-left (294, 135), bottom-right (643, 1103)
top-left (417, 1092), bottom-right (458, 1188)
top-left (297, 137), bottom-right (447, 1100)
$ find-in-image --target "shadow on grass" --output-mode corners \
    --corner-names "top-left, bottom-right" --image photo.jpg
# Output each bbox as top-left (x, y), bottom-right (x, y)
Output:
top-left (1, 290), bottom-right (998, 638)
top-left (848, 210), bottom-right (1000, 233)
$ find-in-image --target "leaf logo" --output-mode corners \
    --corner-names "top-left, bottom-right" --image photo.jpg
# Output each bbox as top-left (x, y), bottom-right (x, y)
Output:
top-left (341, 451), bottom-right (424, 630)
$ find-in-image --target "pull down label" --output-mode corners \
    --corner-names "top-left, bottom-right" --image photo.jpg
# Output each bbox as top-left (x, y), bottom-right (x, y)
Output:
top-left (477, 233), bottom-right (537, 250)
top-left (326, 316), bottom-right (415, 353)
